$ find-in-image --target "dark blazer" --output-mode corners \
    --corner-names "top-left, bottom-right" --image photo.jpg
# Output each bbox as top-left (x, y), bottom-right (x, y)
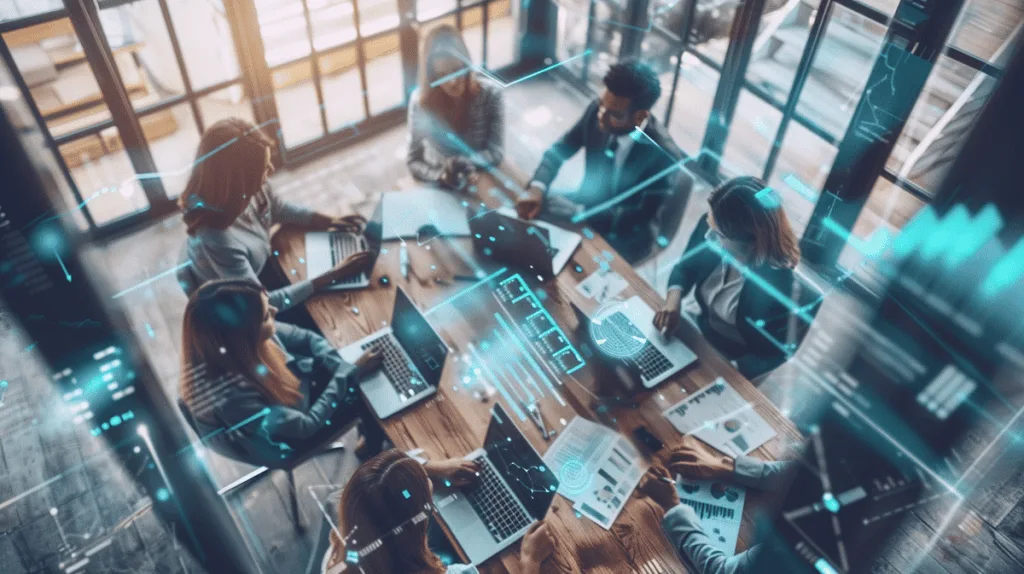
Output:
top-left (531, 100), bottom-right (692, 262)
top-left (668, 215), bottom-right (815, 378)
top-left (187, 322), bottom-right (361, 467)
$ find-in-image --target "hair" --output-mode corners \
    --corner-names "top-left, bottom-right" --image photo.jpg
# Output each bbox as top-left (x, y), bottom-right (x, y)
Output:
top-left (708, 176), bottom-right (801, 269)
top-left (603, 61), bottom-right (662, 111)
top-left (418, 24), bottom-right (481, 136)
top-left (327, 449), bottom-right (443, 573)
top-left (180, 279), bottom-right (301, 411)
top-left (179, 118), bottom-right (273, 236)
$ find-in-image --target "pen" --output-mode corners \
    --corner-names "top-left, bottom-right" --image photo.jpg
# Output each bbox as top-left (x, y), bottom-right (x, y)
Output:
top-left (399, 243), bottom-right (409, 279)
top-left (658, 476), bottom-right (677, 485)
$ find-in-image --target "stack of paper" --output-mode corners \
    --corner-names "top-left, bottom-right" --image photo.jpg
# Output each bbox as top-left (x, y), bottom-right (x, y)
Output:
top-left (542, 417), bottom-right (646, 529)
top-left (662, 378), bottom-right (776, 456)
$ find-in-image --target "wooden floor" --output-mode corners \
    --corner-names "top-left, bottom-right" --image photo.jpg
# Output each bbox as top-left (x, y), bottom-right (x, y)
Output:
top-left (4, 74), bottom-right (1024, 573)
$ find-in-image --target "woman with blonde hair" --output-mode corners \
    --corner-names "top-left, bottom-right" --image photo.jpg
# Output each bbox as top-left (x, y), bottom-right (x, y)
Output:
top-left (655, 176), bottom-right (804, 378)
top-left (407, 24), bottom-right (504, 190)
top-left (180, 279), bottom-right (384, 461)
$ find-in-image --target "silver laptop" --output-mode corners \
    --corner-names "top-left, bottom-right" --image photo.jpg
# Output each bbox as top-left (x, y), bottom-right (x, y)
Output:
top-left (339, 287), bottom-right (446, 418)
top-left (304, 201), bottom-right (383, 290)
top-left (572, 295), bottom-right (698, 389)
top-left (433, 403), bottom-right (559, 565)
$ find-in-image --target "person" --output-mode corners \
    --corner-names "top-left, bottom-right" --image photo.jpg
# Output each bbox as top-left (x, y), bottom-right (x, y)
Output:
top-left (179, 279), bottom-right (385, 461)
top-left (177, 118), bottom-right (371, 318)
top-left (637, 436), bottom-right (794, 574)
top-left (654, 176), bottom-right (804, 379)
top-left (322, 449), bottom-right (557, 573)
top-left (407, 24), bottom-right (504, 191)
top-left (515, 60), bottom-right (691, 263)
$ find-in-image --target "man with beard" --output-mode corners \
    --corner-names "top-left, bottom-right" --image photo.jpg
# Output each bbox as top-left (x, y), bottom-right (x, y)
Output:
top-left (516, 61), bottom-right (691, 263)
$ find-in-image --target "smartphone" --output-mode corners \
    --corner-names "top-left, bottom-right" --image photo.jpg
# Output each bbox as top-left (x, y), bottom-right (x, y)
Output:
top-left (633, 426), bottom-right (664, 453)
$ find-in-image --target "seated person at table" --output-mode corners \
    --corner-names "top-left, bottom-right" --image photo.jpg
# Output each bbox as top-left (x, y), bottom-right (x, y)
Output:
top-left (177, 118), bottom-right (371, 320)
top-left (322, 449), bottom-right (556, 574)
top-left (654, 177), bottom-right (801, 379)
top-left (407, 24), bottom-right (505, 190)
top-left (638, 436), bottom-right (795, 574)
top-left (515, 60), bottom-right (690, 263)
top-left (179, 279), bottom-right (385, 460)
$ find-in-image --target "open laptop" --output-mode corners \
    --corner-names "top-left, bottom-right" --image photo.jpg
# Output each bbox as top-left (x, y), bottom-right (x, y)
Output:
top-left (304, 200), bottom-right (383, 290)
top-left (468, 207), bottom-right (581, 278)
top-left (572, 296), bottom-right (697, 389)
top-left (433, 403), bottom-right (559, 565)
top-left (339, 287), bottom-right (446, 418)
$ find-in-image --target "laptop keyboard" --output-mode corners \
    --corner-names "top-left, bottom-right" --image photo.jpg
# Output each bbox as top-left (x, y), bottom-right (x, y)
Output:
top-left (361, 336), bottom-right (425, 400)
top-left (329, 233), bottom-right (365, 286)
top-left (464, 457), bottom-right (532, 543)
top-left (604, 312), bottom-right (673, 381)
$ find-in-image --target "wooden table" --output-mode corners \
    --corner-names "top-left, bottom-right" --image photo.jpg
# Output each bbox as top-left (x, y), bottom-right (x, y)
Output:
top-left (275, 168), bottom-right (801, 574)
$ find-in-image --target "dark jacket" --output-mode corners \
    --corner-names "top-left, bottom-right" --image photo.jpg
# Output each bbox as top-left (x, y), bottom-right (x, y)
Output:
top-left (531, 100), bottom-right (692, 262)
top-left (668, 215), bottom-right (813, 378)
top-left (188, 322), bottom-right (360, 467)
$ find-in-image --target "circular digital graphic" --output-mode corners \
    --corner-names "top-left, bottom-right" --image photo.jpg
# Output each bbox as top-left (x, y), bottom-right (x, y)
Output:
top-left (558, 458), bottom-right (592, 497)
top-left (589, 301), bottom-right (648, 359)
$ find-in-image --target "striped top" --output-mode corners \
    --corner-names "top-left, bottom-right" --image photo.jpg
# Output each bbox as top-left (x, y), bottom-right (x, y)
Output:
top-left (406, 78), bottom-right (505, 182)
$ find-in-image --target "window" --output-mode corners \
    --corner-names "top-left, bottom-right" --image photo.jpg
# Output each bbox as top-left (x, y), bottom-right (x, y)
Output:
top-left (721, 90), bottom-right (782, 179)
top-left (769, 121), bottom-right (838, 237)
top-left (166, 0), bottom-right (242, 91)
top-left (949, 0), bottom-right (1024, 63)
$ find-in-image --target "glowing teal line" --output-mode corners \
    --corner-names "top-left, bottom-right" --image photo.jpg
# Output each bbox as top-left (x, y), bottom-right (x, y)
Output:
top-left (54, 250), bottom-right (71, 282)
top-left (491, 327), bottom-right (543, 401)
top-left (782, 174), bottom-right (820, 203)
top-left (176, 407), bottom-right (272, 455)
top-left (423, 267), bottom-right (508, 315)
top-left (111, 261), bottom-right (193, 299)
top-left (493, 311), bottom-right (569, 406)
top-left (469, 344), bottom-right (527, 420)
top-left (429, 67), bottom-right (472, 88)
top-left (707, 241), bottom-right (814, 324)
top-left (657, 241), bottom-right (710, 276)
top-left (505, 51), bottom-right (593, 87)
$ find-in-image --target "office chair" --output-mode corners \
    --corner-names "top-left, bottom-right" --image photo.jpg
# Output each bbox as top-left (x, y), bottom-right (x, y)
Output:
top-left (177, 398), bottom-right (350, 533)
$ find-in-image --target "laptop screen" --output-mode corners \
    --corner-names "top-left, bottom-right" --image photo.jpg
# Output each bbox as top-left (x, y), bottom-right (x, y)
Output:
top-left (484, 404), bottom-right (558, 520)
top-left (391, 287), bottom-right (448, 387)
top-left (468, 208), bottom-right (555, 278)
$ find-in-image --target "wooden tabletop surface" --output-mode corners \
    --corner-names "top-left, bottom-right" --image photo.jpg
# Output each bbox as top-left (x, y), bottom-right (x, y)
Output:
top-left (275, 167), bottom-right (801, 574)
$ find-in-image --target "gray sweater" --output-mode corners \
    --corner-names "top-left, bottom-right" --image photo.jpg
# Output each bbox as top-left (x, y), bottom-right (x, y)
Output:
top-left (177, 183), bottom-right (315, 311)
top-left (406, 78), bottom-right (505, 182)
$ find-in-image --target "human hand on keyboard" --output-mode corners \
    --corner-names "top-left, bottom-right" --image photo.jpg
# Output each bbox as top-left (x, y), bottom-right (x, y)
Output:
top-left (313, 251), bottom-right (374, 291)
top-left (352, 349), bottom-right (382, 376)
top-left (424, 458), bottom-right (482, 487)
top-left (327, 213), bottom-right (366, 232)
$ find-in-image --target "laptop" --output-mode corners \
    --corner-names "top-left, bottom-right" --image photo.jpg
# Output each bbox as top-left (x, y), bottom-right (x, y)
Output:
top-left (433, 403), bottom-right (559, 565)
top-left (339, 287), bottom-right (447, 418)
top-left (468, 206), bottom-right (581, 278)
top-left (572, 296), bottom-right (697, 389)
top-left (304, 201), bottom-right (383, 291)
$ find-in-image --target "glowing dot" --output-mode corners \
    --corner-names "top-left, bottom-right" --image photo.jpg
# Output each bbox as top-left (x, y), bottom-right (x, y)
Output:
top-left (299, 258), bottom-right (306, 263)
top-left (256, 364), bottom-right (268, 376)
top-left (133, 446), bottom-right (141, 454)
top-left (822, 492), bottom-right (840, 513)
top-left (219, 347), bottom-right (227, 354)
top-left (402, 489), bottom-right (411, 499)
top-left (49, 507), bottom-right (58, 516)
top-left (155, 488), bottom-right (171, 502)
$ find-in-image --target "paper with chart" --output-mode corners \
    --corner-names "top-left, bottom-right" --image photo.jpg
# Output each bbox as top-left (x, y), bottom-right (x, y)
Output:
top-left (675, 477), bottom-right (746, 556)
top-left (576, 269), bottom-right (629, 305)
top-left (542, 416), bottom-right (646, 529)
top-left (663, 378), bottom-right (776, 456)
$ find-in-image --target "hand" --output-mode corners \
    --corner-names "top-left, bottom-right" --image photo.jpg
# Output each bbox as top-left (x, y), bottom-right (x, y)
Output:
top-left (424, 458), bottom-right (482, 487)
top-left (665, 435), bottom-right (735, 481)
top-left (352, 349), bottom-right (382, 376)
top-left (313, 251), bottom-right (373, 290)
top-left (653, 290), bottom-right (682, 335)
top-left (637, 464), bottom-right (680, 511)
top-left (328, 213), bottom-right (366, 232)
top-left (519, 521), bottom-right (556, 572)
top-left (442, 157), bottom-right (473, 191)
top-left (515, 184), bottom-right (545, 220)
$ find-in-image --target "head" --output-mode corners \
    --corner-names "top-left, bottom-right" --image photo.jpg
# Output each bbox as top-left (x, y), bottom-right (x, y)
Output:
top-left (330, 449), bottom-right (442, 573)
top-left (180, 118), bottom-right (275, 235)
top-left (419, 25), bottom-right (480, 133)
top-left (707, 176), bottom-right (801, 269)
top-left (598, 61), bottom-right (662, 135)
top-left (180, 279), bottom-right (301, 410)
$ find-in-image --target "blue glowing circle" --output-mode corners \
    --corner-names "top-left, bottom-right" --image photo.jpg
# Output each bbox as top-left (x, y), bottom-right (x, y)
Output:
top-left (557, 458), bottom-right (591, 497)
top-left (589, 301), bottom-right (647, 359)
top-left (155, 488), bottom-right (170, 502)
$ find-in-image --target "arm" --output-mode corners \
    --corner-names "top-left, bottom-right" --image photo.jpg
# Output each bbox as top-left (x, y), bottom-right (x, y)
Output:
top-left (275, 322), bottom-right (360, 406)
top-left (529, 100), bottom-right (595, 191)
top-left (205, 241), bottom-right (314, 311)
top-left (265, 183), bottom-right (316, 227)
top-left (732, 456), bottom-right (795, 491)
top-left (473, 86), bottom-right (505, 168)
top-left (661, 505), bottom-right (761, 574)
top-left (667, 215), bottom-right (714, 295)
top-left (406, 94), bottom-right (446, 183)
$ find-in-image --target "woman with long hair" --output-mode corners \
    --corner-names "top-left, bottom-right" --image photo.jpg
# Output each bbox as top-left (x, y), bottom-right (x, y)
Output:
top-left (176, 118), bottom-right (371, 315)
top-left (407, 24), bottom-right (504, 190)
top-left (322, 449), bottom-right (556, 574)
top-left (654, 176), bottom-right (804, 378)
top-left (180, 279), bottom-right (384, 462)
